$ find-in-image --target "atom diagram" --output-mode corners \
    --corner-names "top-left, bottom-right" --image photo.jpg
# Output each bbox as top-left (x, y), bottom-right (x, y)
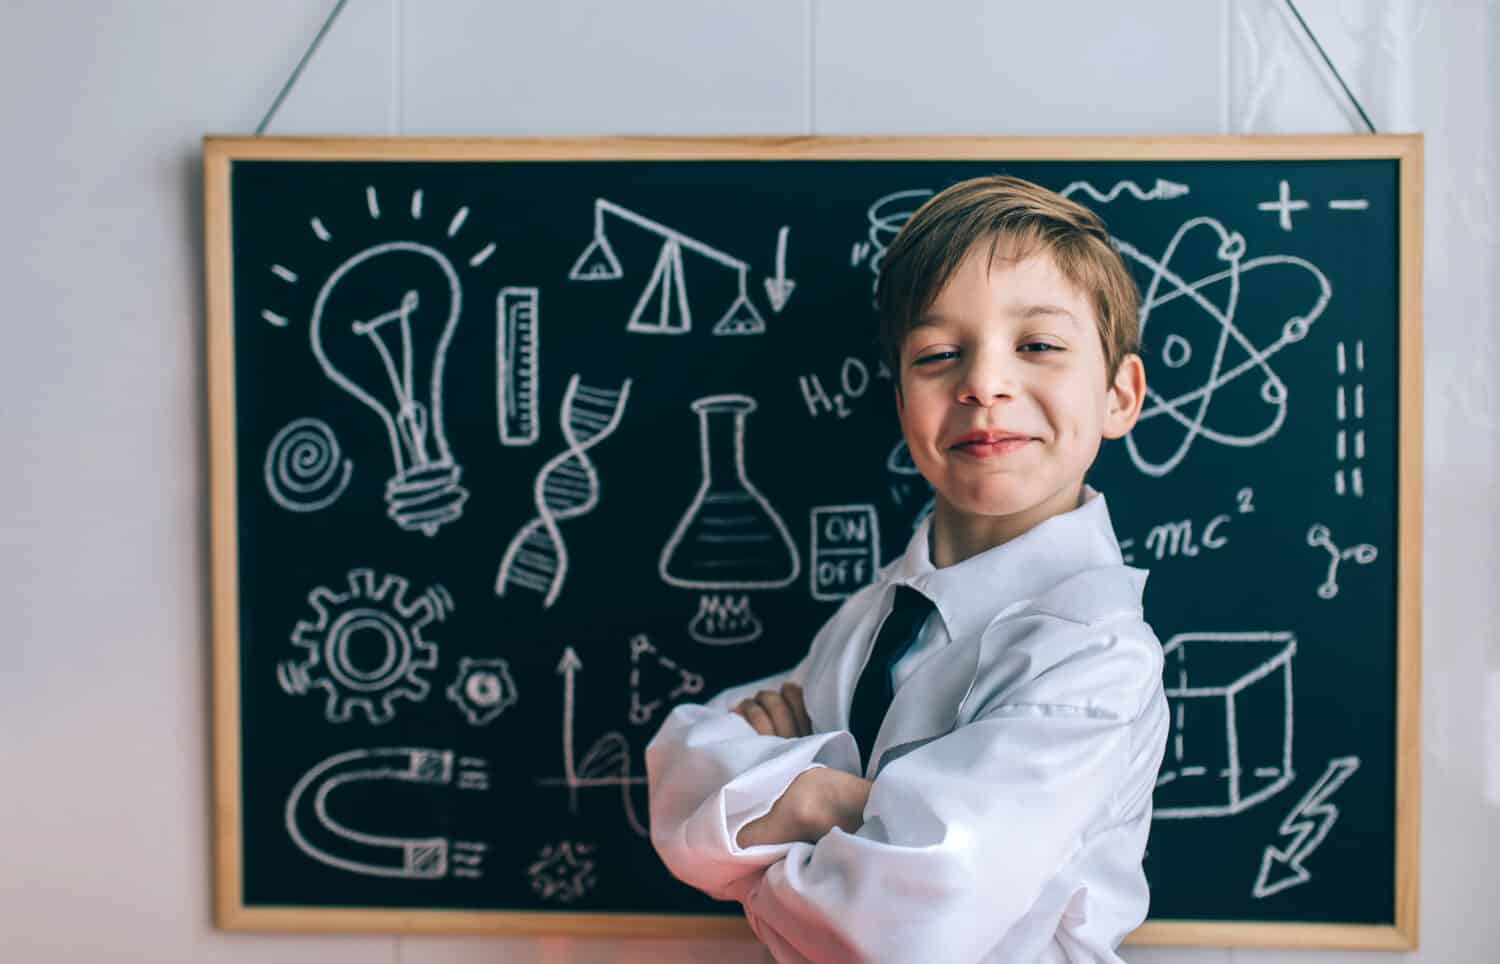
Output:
top-left (1114, 217), bottom-right (1332, 477)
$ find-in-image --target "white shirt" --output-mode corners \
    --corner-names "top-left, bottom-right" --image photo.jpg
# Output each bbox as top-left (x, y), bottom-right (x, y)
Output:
top-left (646, 486), bottom-right (1169, 963)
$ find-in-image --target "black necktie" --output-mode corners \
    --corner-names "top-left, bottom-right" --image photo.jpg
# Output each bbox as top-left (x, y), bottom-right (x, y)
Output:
top-left (848, 586), bottom-right (935, 768)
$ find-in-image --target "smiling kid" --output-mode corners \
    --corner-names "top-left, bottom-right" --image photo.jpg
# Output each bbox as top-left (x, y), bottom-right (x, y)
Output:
top-left (646, 175), bottom-right (1170, 963)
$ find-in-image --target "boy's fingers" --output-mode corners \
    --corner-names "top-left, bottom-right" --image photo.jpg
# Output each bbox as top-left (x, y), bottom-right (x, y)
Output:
top-left (734, 699), bottom-right (775, 735)
top-left (753, 690), bottom-right (798, 738)
top-left (781, 683), bottom-right (812, 736)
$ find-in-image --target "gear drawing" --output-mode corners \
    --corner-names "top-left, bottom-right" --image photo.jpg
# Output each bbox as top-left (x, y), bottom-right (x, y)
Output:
top-left (277, 568), bottom-right (449, 725)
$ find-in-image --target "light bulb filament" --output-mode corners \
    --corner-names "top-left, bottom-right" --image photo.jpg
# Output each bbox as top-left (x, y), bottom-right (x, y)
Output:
top-left (352, 290), bottom-right (430, 468)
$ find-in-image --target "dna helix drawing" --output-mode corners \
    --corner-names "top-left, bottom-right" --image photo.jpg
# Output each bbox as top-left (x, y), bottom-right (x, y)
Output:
top-left (496, 374), bottom-right (633, 607)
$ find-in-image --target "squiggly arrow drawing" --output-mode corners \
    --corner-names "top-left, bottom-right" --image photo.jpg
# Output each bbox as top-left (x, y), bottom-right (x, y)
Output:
top-left (1061, 178), bottom-right (1190, 203)
top-left (1253, 756), bottom-right (1360, 898)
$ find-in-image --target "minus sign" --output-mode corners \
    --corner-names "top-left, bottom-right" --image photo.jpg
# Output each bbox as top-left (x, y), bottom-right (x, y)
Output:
top-left (1328, 200), bottom-right (1370, 210)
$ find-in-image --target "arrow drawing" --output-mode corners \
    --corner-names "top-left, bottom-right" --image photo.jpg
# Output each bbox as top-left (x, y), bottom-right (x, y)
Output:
top-left (1252, 756), bottom-right (1361, 898)
top-left (1060, 178), bottom-right (1190, 204)
top-left (763, 225), bottom-right (796, 312)
top-left (536, 646), bottom-right (648, 836)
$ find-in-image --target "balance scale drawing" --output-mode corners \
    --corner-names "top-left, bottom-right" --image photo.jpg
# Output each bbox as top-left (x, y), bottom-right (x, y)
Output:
top-left (535, 647), bottom-right (648, 837)
top-left (568, 198), bottom-right (770, 335)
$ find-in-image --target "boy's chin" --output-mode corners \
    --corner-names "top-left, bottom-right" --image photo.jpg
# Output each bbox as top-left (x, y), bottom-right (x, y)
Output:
top-left (935, 481), bottom-right (1081, 523)
top-left (934, 490), bottom-right (1038, 522)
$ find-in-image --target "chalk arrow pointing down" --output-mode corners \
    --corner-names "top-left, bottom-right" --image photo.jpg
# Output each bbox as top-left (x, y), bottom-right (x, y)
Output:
top-left (1253, 756), bottom-right (1360, 899)
top-left (763, 225), bottom-right (796, 312)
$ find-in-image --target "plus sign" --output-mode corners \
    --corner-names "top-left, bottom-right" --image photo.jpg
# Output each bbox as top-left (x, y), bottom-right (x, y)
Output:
top-left (1257, 179), bottom-right (1309, 231)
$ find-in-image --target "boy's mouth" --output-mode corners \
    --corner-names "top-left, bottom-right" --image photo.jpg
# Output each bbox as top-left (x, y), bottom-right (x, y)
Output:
top-left (950, 430), bottom-right (1036, 457)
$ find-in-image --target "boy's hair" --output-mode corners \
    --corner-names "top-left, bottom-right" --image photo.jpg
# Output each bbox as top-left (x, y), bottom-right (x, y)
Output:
top-left (875, 175), bottom-right (1141, 386)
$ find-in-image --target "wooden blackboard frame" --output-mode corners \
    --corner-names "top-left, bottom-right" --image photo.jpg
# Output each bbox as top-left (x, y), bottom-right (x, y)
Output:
top-left (204, 134), bottom-right (1423, 948)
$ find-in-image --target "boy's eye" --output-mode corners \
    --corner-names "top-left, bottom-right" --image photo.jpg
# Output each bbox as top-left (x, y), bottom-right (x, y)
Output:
top-left (913, 350), bottom-right (959, 365)
top-left (1020, 342), bottom-right (1063, 353)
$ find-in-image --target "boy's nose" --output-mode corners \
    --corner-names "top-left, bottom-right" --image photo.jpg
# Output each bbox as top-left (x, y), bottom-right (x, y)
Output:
top-left (955, 353), bottom-right (1020, 406)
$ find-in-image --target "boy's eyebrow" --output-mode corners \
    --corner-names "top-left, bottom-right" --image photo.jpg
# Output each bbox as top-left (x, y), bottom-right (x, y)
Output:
top-left (917, 305), bottom-right (1083, 328)
top-left (1017, 304), bottom-right (1082, 327)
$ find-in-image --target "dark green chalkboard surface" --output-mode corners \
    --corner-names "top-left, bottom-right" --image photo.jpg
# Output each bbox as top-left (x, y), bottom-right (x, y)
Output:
top-left (206, 136), bottom-right (1421, 947)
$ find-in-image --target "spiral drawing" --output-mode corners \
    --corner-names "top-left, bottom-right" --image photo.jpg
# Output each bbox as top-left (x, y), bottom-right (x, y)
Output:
top-left (496, 375), bottom-right (632, 607)
top-left (264, 417), bottom-right (354, 513)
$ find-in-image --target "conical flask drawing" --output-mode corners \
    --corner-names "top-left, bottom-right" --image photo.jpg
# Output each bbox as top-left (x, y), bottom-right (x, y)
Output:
top-left (660, 394), bottom-right (800, 645)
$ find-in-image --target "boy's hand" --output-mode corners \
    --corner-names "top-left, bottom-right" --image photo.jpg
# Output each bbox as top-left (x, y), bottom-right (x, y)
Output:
top-left (732, 682), bottom-right (811, 738)
top-left (735, 767), bottom-right (873, 847)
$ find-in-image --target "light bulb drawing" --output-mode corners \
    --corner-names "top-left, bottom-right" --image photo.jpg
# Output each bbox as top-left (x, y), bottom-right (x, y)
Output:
top-left (262, 185), bottom-right (498, 536)
top-left (310, 241), bottom-right (469, 535)
top-left (659, 394), bottom-right (800, 645)
top-left (568, 198), bottom-right (767, 336)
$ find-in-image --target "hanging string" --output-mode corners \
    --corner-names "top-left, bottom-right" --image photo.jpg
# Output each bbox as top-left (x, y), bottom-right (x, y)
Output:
top-left (255, 1), bottom-right (1376, 137)
top-left (256, 0), bottom-right (352, 135)
top-left (1283, 0), bottom-right (1378, 133)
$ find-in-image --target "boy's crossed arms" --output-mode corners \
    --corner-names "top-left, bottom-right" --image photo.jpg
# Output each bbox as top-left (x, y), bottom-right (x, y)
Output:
top-left (731, 682), bottom-right (872, 848)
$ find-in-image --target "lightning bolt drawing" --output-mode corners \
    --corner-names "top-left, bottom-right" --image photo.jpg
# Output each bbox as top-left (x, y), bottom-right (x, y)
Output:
top-left (1252, 756), bottom-right (1360, 898)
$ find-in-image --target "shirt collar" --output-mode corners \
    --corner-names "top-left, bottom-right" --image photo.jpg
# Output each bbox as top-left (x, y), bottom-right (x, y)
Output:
top-left (886, 484), bottom-right (1127, 644)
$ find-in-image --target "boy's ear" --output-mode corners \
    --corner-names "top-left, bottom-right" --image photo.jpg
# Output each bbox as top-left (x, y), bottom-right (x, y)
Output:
top-left (1102, 353), bottom-right (1146, 440)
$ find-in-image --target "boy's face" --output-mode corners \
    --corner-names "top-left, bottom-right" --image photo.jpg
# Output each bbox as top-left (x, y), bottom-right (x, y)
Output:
top-left (894, 243), bottom-right (1145, 547)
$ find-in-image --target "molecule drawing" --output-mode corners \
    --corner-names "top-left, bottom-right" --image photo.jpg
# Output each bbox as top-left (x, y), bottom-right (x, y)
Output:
top-left (1306, 524), bottom-right (1378, 599)
top-left (1115, 217), bottom-right (1332, 478)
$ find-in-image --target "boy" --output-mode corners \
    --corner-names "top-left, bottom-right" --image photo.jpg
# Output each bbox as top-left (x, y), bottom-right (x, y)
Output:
top-left (646, 175), bottom-right (1168, 963)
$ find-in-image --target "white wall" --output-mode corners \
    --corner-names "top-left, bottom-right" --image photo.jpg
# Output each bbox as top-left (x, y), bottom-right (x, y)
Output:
top-left (1, 1), bottom-right (1495, 961)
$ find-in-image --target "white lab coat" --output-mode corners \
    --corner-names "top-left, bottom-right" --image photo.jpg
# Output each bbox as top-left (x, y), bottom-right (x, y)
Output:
top-left (646, 486), bottom-right (1170, 963)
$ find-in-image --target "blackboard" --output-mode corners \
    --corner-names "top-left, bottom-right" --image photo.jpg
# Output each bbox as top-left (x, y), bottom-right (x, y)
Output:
top-left (205, 136), bottom-right (1421, 948)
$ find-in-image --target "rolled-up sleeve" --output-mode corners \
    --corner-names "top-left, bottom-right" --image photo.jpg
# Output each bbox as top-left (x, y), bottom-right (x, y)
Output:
top-left (646, 670), bottom-right (862, 902)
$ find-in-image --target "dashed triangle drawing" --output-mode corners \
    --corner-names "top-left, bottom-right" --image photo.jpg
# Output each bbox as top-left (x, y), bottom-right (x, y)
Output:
top-left (628, 634), bottom-right (705, 726)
